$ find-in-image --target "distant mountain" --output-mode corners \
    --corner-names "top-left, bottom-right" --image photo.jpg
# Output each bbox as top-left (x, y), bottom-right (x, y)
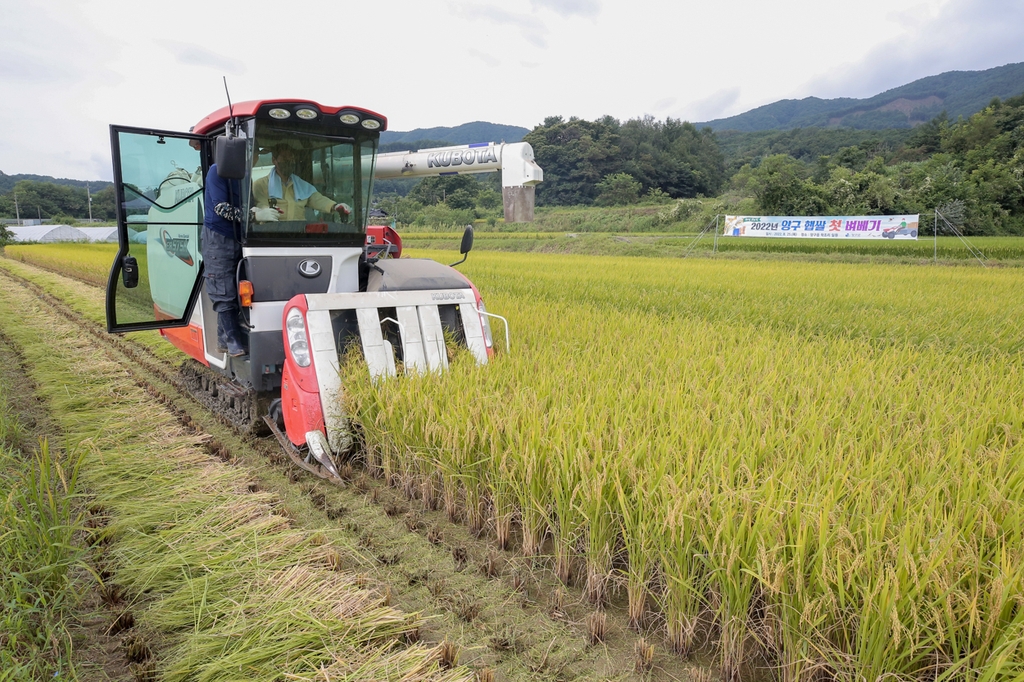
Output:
top-left (0, 171), bottom-right (111, 195)
top-left (380, 121), bottom-right (529, 148)
top-left (698, 62), bottom-right (1024, 132)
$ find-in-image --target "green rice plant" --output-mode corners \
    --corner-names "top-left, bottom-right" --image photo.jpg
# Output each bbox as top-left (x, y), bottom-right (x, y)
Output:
top-left (576, 448), bottom-right (617, 605)
top-left (614, 450), bottom-right (669, 630)
top-left (700, 480), bottom-right (780, 682)
top-left (659, 476), bottom-right (713, 657)
top-left (0, 400), bottom-right (87, 677)
top-left (506, 414), bottom-right (550, 557)
top-left (547, 399), bottom-right (590, 585)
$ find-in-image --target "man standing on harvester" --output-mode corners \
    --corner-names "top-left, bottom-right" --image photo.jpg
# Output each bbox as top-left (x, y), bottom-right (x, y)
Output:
top-left (203, 162), bottom-right (249, 357)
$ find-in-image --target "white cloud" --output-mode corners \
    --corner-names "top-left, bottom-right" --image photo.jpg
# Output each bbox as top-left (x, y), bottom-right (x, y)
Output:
top-left (2, 0), bottom-right (1020, 180)
top-left (453, 4), bottom-right (549, 48)
top-left (804, 0), bottom-right (1024, 99)
top-left (468, 49), bottom-right (501, 67)
top-left (681, 88), bottom-right (742, 123)
top-left (651, 97), bottom-right (677, 112)
top-left (529, 0), bottom-right (601, 18)
top-left (159, 41), bottom-right (246, 76)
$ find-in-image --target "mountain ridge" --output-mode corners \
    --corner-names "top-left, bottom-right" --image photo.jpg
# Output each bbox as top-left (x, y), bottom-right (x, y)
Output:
top-left (695, 62), bottom-right (1024, 131)
top-left (0, 171), bottom-right (111, 195)
top-left (379, 120), bottom-right (529, 148)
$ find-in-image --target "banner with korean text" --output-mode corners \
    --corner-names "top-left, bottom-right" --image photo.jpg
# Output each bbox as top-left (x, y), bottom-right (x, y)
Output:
top-left (723, 214), bottom-right (920, 240)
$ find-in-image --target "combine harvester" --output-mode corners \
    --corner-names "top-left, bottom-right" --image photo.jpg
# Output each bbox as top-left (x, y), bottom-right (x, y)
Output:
top-left (104, 99), bottom-right (540, 482)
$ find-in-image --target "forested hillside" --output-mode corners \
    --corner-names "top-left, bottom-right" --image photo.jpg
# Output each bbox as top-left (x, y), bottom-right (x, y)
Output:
top-left (0, 179), bottom-right (116, 222)
top-left (728, 94), bottom-right (1024, 233)
top-left (0, 171), bottom-right (111, 195)
top-left (524, 115), bottom-right (725, 205)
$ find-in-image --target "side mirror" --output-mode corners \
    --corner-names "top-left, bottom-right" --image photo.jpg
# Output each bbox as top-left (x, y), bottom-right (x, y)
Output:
top-left (460, 225), bottom-right (474, 255)
top-left (215, 135), bottom-right (247, 179)
top-left (121, 255), bottom-right (139, 289)
top-left (449, 225), bottom-right (475, 267)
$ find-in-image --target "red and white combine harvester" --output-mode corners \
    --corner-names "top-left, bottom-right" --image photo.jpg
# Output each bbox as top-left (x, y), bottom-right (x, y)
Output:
top-left (105, 99), bottom-right (538, 481)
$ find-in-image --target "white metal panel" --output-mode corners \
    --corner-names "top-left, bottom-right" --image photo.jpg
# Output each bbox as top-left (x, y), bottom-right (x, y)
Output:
top-left (307, 309), bottom-right (348, 453)
top-left (396, 305), bottom-right (427, 374)
top-left (418, 305), bottom-right (448, 372)
top-left (306, 289), bottom-right (475, 312)
top-left (249, 301), bottom-right (287, 332)
top-left (356, 308), bottom-right (396, 380)
top-left (458, 305), bottom-right (489, 364)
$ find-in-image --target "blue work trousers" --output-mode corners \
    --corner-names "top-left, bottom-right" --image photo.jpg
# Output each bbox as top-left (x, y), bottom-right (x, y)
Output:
top-left (203, 225), bottom-right (241, 314)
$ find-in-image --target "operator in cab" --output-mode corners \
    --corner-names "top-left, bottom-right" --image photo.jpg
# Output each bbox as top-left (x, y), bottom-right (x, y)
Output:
top-left (251, 144), bottom-right (351, 222)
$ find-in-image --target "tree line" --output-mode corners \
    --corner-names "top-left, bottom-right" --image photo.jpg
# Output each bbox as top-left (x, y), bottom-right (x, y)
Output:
top-left (524, 114), bottom-right (726, 205)
top-left (731, 94), bottom-right (1024, 234)
top-left (3, 95), bottom-right (1022, 234)
top-left (0, 180), bottom-right (116, 223)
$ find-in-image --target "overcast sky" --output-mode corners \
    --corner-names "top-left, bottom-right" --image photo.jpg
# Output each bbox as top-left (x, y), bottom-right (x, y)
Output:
top-left (1, 0), bottom-right (1021, 181)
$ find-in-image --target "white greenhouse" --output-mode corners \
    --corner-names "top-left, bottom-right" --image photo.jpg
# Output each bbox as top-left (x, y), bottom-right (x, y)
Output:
top-left (8, 225), bottom-right (90, 242)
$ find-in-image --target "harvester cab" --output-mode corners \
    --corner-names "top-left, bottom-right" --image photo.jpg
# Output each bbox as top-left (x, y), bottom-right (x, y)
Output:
top-left (104, 100), bottom-right (503, 482)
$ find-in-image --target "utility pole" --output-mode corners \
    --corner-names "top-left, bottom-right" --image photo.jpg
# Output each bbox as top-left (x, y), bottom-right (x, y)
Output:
top-left (13, 193), bottom-right (20, 226)
top-left (87, 184), bottom-right (93, 221)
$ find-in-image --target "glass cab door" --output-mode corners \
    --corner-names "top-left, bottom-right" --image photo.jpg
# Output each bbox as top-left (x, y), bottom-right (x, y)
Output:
top-left (105, 125), bottom-right (207, 333)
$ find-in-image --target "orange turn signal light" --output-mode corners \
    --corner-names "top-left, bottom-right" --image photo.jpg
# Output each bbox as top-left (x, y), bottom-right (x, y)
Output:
top-left (239, 280), bottom-right (254, 307)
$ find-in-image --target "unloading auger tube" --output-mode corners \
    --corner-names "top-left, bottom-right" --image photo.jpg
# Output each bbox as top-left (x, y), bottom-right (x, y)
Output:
top-left (102, 98), bottom-right (512, 486)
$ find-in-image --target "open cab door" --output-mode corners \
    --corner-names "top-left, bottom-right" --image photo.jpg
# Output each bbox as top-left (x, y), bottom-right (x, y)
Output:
top-left (106, 125), bottom-right (207, 333)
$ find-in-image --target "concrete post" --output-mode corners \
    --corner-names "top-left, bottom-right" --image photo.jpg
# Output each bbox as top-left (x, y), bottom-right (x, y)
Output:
top-left (502, 186), bottom-right (535, 223)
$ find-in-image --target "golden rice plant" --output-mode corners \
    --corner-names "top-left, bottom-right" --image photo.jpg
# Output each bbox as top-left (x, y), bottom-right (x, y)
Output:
top-left (342, 249), bottom-right (1024, 681)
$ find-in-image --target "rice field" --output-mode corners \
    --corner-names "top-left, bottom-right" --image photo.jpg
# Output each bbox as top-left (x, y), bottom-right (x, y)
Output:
top-left (343, 250), bottom-right (1024, 681)
top-left (5, 242), bottom-right (1024, 680)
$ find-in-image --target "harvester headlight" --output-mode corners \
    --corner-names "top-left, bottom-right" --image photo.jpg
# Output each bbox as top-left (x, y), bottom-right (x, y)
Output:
top-left (361, 119), bottom-right (381, 130)
top-left (339, 113), bottom-right (360, 124)
top-left (286, 308), bottom-right (311, 367)
top-left (295, 108), bottom-right (318, 120)
top-left (269, 108), bottom-right (291, 119)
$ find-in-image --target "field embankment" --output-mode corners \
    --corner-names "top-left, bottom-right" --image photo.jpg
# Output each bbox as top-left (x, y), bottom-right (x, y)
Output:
top-left (403, 232), bottom-right (1024, 263)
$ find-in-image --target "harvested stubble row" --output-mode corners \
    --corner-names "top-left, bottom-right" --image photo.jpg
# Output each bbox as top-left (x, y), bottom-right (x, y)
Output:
top-left (346, 250), bottom-right (1024, 682)
top-left (0, 263), bottom-right (474, 682)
